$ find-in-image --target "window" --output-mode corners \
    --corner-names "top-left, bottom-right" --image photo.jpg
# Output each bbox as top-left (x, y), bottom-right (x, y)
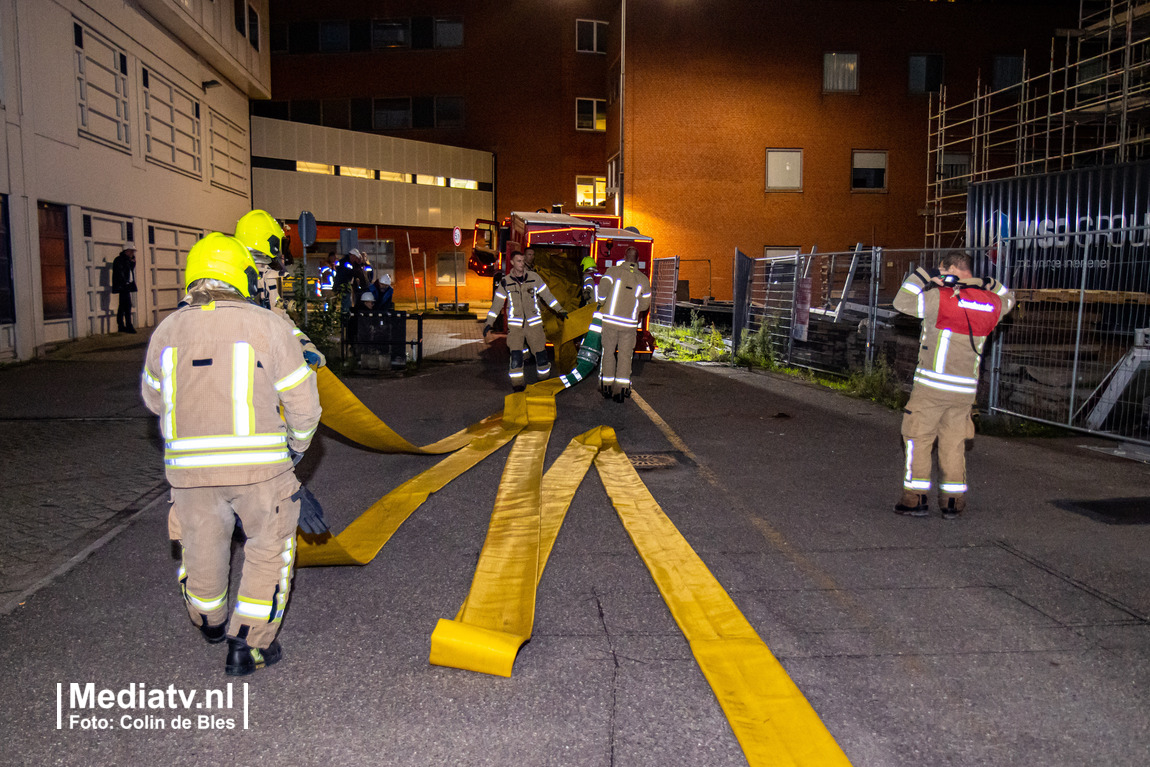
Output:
top-left (437, 251), bottom-right (466, 285)
top-left (992, 55), bottom-right (1024, 91)
top-left (291, 100), bottom-right (321, 125)
top-left (851, 150), bottom-right (887, 192)
top-left (576, 176), bottom-right (607, 207)
top-left (142, 68), bottom-right (202, 177)
top-left (765, 149), bottom-right (802, 191)
top-left (251, 100), bottom-right (289, 120)
top-left (415, 175), bottom-right (446, 186)
top-left (248, 6), bottom-right (260, 50)
top-left (379, 170), bottom-right (408, 183)
top-left (823, 52), bottom-right (858, 93)
top-left (764, 247), bottom-right (800, 259)
top-left (435, 97), bottom-right (464, 128)
top-left (607, 154), bottom-right (619, 199)
top-left (373, 98), bottom-right (410, 129)
top-left (288, 22), bottom-right (319, 54)
top-left (296, 161), bottom-right (334, 175)
top-left (373, 19), bottom-right (410, 48)
top-left (435, 17), bottom-right (463, 48)
top-left (75, 24), bottom-right (131, 152)
top-left (576, 20), bottom-right (607, 53)
top-left (339, 165), bottom-right (373, 179)
top-left (319, 21), bottom-right (349, 52)
top-left (940, 152), bottom-right (970, 193)
top-left (208, 110), bottom-right (248, 194)
top-left (908, 54), bottom-right (944, 94)
top-left (321, 99), bottom-right (350, 129)
top-left (450, 178), bottom-right (478, 190)
top-left (271, 23), bottom-right (288, 53)
top-left (576, 98), bottom-right (606, 131)
top-left (234, 0), bottom-right (245, 35)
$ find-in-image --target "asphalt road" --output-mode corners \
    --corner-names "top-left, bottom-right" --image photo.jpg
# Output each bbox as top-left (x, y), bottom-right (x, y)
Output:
top-left (1, 352), bottom-right (1147, 766)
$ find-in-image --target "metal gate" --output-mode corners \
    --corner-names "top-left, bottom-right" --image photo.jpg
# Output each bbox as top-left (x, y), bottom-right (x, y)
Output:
top-left (650, 255), bottom-right (679, 327)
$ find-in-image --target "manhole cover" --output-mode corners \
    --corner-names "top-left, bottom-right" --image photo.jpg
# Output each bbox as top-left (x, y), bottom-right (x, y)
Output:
top-left (628, 453), bottom-right (679, 470)
top-left (1053, 497), bottom-right (1150, 525)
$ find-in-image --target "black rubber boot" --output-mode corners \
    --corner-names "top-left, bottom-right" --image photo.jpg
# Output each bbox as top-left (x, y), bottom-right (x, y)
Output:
top-left (512, 384), bottom-right (526, 393)
top-left (601, 386), bottom-right (612, 399)
top-left (893, 491), bottom-right (929, 517)
top-left (199, 617), bottom-right (227, 644)
top-left (613, 391), bottom-right (625, 403)
top-left (940, 496), bottom-right (966, 520)
top-left (225, 639), bottom-right (282, 676)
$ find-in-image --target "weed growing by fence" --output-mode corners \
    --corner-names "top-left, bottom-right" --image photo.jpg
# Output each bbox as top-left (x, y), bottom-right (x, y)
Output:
top-left (652, 311), bottom-right (730, 363)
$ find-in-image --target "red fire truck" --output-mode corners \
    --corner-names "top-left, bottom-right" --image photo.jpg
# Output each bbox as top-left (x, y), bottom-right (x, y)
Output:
top-left (469, 212), bottom-right (656, 368)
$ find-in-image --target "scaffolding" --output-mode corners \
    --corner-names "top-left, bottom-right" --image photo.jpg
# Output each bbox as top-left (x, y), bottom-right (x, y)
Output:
top-left (926, 0), bottom-right (1150, 248)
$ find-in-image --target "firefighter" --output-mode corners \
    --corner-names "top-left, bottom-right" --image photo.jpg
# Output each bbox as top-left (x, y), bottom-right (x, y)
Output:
top-left (483, 249), bottom-right (568, 391)
top-left (580, 255), bottom-right (600, 305)
top-left (596, 246), bottom-right (652, 402)
top-left (235, 209), bottom-right (326, 368)
top-left (141, 233), bottom-right (324, 676)
top-left (892, 251), bottom-right (1015, 518)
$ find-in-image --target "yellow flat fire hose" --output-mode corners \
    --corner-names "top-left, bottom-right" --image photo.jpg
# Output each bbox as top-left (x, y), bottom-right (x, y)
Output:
top-left (299, 310), bottom-right (852, 765)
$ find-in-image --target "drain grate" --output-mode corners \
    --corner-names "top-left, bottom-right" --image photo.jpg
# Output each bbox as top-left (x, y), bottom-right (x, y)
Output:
top-left (628, 453), bottom-right (680, 470)
top-left (1053, 497), bottom-right (1150, 525)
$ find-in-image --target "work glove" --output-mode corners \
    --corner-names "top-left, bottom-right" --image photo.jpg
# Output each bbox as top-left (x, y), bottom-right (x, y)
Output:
top-left (483, 324), bottom-right (493, 338)
top-left (556, 310), bottom-right (569, 320)
top-left (301, 340), bottom-right (326, 367)
top-left (292, 485), bottom-right (328, 535)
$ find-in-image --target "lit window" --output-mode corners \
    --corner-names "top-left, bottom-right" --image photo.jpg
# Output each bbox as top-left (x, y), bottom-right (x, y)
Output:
top-left (851, 150), bottom-right (887, 192)
top-left (908, 54), bottom-right (944, 94)
top-left (435, 18), bottom-right (463, 48)
top-left (764, 247), bottom-right (800, 259)
top-left (373, 19), bottom-right (410, 49)
top-left (437, 252), bottom-right (466, 285)
top-left (415, 174), bottom-right (446, 186)
top-left (576, 176), bottom-right (607, 207)
top-left (319, 21), bottom-right (349, 52)
top-left (576, 20), bottom-right (608, 53)
top-left (576, 98), bottom-right (606, 131)
top-left (765, 149), bottom-right (802, 191)
top-left (823, 52), bottom-right (858, 93)
top-left (373, 98), bottom-right (411, 130)
top-left (296, 161), bottom-right (334, 175)
top-left (379, 170), bottom-right (409, 183)
top-left (340, 166), bottom-right (373, 179)
top-left (450, 178), bottom-right (478, 190)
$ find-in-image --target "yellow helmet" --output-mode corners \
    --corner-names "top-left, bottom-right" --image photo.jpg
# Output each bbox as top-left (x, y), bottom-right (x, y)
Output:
top-left (234, 209), bottom-right (285, 260)
top-left (185, 233), bottom-right (258, 297)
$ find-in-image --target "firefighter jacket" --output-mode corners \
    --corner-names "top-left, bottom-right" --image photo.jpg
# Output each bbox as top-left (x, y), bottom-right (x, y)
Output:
top-left (893, 268), bottom-right (1016, 399)
top-left (596, 262), bottom-right (652, 330)
top-left (486, 270), bottom-right (563, 329)
top-left (141, 288), bottom-right (321, 488)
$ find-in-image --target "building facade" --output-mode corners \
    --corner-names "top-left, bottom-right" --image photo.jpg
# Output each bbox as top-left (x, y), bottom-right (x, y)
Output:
top-left (0, 0), bottom-right (267, 361)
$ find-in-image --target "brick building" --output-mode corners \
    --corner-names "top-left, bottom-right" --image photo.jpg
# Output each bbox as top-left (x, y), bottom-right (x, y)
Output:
top-left (262, 0), bottom-right (1074, 302)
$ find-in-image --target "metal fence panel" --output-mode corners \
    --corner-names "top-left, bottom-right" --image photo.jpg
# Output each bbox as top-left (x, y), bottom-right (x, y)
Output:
top-left (650, 255), bottom-right (679, 327)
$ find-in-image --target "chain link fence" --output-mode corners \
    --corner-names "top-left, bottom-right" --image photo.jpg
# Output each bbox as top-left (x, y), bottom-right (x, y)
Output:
top-left (732, 241), bottom-right (1150, 446)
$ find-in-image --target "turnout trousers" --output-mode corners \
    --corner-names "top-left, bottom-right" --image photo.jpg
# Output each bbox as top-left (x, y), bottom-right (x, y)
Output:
top-left (599, 323), bottom-right (637, 392)
top-left (507, 322), bottom-right (549, 385)
top-left (171, 470), bottom-right (301, 649)
top-left (900, 384), bottom-right (975, 502)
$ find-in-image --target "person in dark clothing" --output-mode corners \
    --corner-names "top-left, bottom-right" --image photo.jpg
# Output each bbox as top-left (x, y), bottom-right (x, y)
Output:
top-left (371, 273), bottom-right (394, 310)
top-left (111, 247), bottom-right (138, 333)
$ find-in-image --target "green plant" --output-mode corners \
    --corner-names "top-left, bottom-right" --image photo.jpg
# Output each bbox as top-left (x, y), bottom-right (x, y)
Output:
top-left (733, 322), bottom-right (779, 370)
top-left (844, 356), bottom-right (908, 410)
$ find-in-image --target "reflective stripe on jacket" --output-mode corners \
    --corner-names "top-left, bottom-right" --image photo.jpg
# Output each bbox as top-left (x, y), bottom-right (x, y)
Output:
top-left (596, 263), bottom-right (652, 329)
top-left (141, 289), bottom-right (321, 488)
top-left (893, 268), bottom-right (1015, 398)
top-left (485, 270), bottom-right (563, 328)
